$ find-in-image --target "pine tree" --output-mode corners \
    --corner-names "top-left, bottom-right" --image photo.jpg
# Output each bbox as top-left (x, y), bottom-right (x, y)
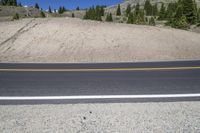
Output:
top-left (100, 6), bottom-right (104, 16)
top-left (126, 4), bottom-right (131, 16)
top-left (1, 0), bottom-right (17, 6)
top-left (152, 4), bottom-right (158, 16)
top-left (83, 6), bottom-right (104, 21)
top-left (58, 6), bottom-right (62, 14)
top-left (181, 0), bottom-right (197, 24)
top-left (144, 0), bottom-right (152, 16)
top-left (135, 3), bottom-right (140, 16)
top-left (18, 2), bottom-right (22, 7)
top-left (127, 12), bottom-right (134, 24)
top-left (116, 4), bottom-right (121, 16)
top-left (58, 6), bottom-right (66, 14)
top-left (166, 3), bottom-right (178, 20)
top-left (35, 3), bottom-right (39, 9)
top-left (106, 13), bottom-right (113, 22)
top-left (158, 3), bottom-right (166, 20)
top-left (174, 5), bottom-right (183, 20)
top-left (62, 6), bottom-right (66, 12)
top-left (198, 8), bottom-right (200, 21)
top-left (136, 9), bottom-right (145, 24)
top-left (76, 6), bottom-right (80, 10)
top-left (48, 6), bottom-right (52, 13)
top-left (13, 0), bottom-right (17, 6)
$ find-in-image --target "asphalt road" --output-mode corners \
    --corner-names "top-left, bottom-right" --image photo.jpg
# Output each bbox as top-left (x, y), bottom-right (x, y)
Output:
top-left (0, 60), bottom-right (200, 104)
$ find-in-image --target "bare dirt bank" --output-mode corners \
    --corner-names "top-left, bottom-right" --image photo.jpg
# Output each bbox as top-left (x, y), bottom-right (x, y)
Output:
top-left (0, 17), bottom-right (200, 63)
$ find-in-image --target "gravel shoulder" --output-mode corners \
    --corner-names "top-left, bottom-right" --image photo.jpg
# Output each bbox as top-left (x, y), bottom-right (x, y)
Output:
top-left (1, 102), bottom-right (200, 132)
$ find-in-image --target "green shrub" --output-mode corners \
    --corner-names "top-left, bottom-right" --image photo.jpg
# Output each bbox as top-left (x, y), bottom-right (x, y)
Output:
top-left (40, 11), bottom-right (46, 18)
top-left (13, 13), bottom-right (19, 20)
top-left (149, 17), bottom-right (156, 26)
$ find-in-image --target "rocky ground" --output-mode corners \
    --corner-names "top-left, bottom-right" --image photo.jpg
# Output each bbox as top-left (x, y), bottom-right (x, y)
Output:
top-left (0, 17), bottom-right (200, 63)
top-left (1, 102), bottom-right (200, 132)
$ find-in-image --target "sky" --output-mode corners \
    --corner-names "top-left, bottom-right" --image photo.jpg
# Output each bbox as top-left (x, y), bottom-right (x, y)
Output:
top-left (18, 0), bottom-right (123, 10)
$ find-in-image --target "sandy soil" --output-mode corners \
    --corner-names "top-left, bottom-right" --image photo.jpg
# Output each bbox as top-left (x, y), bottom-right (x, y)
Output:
top-left (0, 17), bottom-right (200, 63)
top-left (1, 102), bottom-right (200, 132)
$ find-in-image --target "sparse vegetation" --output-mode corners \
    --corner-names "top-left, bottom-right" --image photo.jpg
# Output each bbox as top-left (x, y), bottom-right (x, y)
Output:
top-left (40, 11), bottom-right (46, 18)
top-left (72, 13), bottom-right (75, 18)
top-left (149, 17), bottom-right (156, 26)
top-left (12, 13), bottom-right (19, 20)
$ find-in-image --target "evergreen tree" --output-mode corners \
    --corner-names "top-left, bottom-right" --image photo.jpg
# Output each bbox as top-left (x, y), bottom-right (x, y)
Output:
top-left (127, 12), bottom-right (136, 24)
top-left (83, 6), bottom-right (105, 21)
top-left (136, 9), bottom-right (145, 24)
top-left (198, 8), bottom-right (200, 21)
top-left (72, 13), bottom-right (75, 18)
top-left (35, 3), bottom-right (39, 9)
top-left (58, 6), bottom-right (66, 14)
top-left (197, 8), bottom-right (200, 26)
top-left (158, 3), bottom-right (166, 20)
top-left (166, 3), bottom-right (178, 20)
top-left (2, 0), bottom-right (17, 6)
top-left (106, 13), bottom-right (113, 22)
top-left (116, 4), bottom-right (121, 16)
top-left (174, 5), bottom-right (183, 20)
top-left (100, 6), bottom-right (105, 16)
top-left (169, 5), bottom-right (188, 29)
top-left (48, 6), bottom-right (52, 13)
top-left (18, 2), bottom-right (22, 7)
top-left (126, 4), bottom-right (131, 16)
top-left (76, 6), bottom-right (80, 10)
top-left (149, 17), bottom-right (155, 25)
top-left (135, 3), bottom-right (140, 16)
top-left (62, 6), bottom-right (66, 12)
top-left (181, 0), bottom-right (197, 24)
top-left (144, 0), bottom-right (152, 16)
top-left (58, 6), bottom-right (62, 14)
top-left (152, 4), bottom-right (158, 16)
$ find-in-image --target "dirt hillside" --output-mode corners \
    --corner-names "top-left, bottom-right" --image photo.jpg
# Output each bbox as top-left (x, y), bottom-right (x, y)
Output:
top-left (0, 17), bottom-right (200, 63)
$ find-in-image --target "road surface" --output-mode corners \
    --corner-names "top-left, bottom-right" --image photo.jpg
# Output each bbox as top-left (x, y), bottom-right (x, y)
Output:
top-left (0, 60), bottom-right (200, 104)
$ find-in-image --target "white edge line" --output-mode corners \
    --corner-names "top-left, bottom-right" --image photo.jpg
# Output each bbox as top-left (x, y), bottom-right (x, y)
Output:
top-left (0, 94), bottom-right (200, 100)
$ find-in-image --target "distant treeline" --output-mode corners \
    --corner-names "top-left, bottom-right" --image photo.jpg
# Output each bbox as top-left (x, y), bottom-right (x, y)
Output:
top-left (126, 0), bottom-right (200, 29)
top-left (83, 0), bottom-right (200, 29)
top-left (0, 0), bottom-right (18, 6)
top-left (84, 5), bottom-right (106, 21)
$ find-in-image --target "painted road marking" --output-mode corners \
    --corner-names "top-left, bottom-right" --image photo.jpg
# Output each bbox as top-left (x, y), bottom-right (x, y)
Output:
top-left (0, 94), bottom-right (200, 100)
top-left (0, 66), bottom-right (200, 72)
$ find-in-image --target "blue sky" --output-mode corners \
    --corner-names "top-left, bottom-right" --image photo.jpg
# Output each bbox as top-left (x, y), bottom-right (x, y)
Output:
top-left (18, 0), bottom-right (123, 10)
